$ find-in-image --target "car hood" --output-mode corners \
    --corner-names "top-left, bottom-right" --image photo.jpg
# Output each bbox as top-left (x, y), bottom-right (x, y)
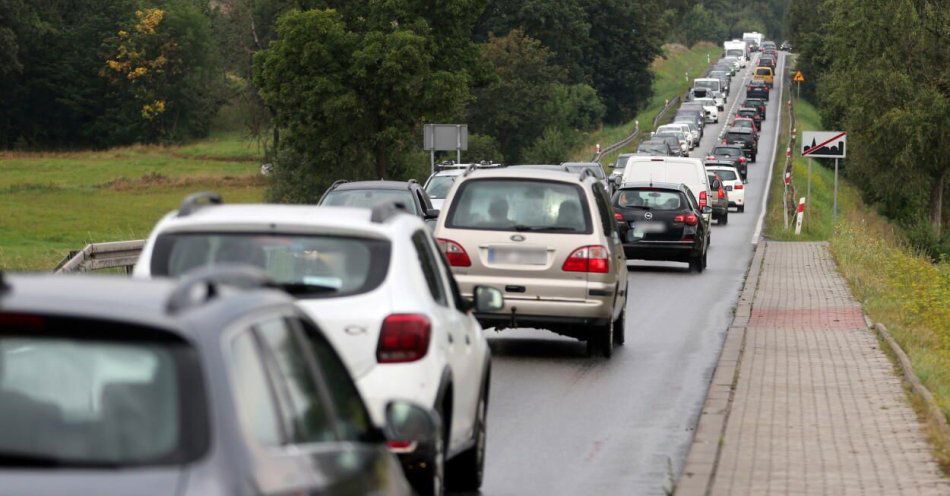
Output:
top-left (0, 467), bottom-right (183, 496)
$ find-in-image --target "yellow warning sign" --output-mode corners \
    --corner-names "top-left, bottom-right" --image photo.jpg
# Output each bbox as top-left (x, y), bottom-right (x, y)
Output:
top-left (793, 71), bottom-right (805, 82)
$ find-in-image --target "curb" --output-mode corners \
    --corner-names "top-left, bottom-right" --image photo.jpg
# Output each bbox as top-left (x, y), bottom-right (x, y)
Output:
top-left (674, 240), bottom-right (768, 496)
top-left (872, 322), bottom-right (950, 439)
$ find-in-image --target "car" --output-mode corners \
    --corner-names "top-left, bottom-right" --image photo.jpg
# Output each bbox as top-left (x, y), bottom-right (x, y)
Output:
top-left (424, 162), bottom-right (504, 210)
top-left (752, 66), bottom-right (774, 88)
top-left (612, 181), bottom-right (711, 272)
top-left (319, 180), bottom-right (441, 228)
top-left (684, 99), bottom-right (719, 123)
top-left (657, 123), bottom-right (698, 148)
top-left (0, 270), bottom-right (432, 496)
top-left (706, 164), bottom-right (746, 212)
top-left (134, 193), bottom-right (504, 495)
top-left (747, 81), bottom-right (770, 100)
top-left (636, 139), bottom-right (675, 156)
top-left (651, 133), bottom-right (688, 157)
top-left (434, 166), bottom-right (629, 358)
top-left (608, 153), bottom-right (634, 183)
top-left (620, 156), bottom-right (714, 224)
top-left (562, 162), bottom-right (611, 193)
top-left (674, 109), bottom-right (706, 130)
top-left (735, 107), bottom-right (763, 130)
top-left (707, 145), bottom-right (749, 180)
top-left (780, 41), bottom-right (791, 51)
top-left (707, 70), bottom-right (732, 94)
top-left (706, 172), bottom-right (730, 225)
top-left (730, 117), bottom-right (760, 142)
top-left (678, 119), bottom-right (704, 143)
top-left (691, 78), bottom-right (726, 109)
top-left (742, 98), bottom-right (767, 119)
top-left (722, 127), bottom-right (758, 162)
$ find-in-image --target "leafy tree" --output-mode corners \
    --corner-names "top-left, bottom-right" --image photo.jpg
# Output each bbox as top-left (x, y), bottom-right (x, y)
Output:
top-left (679, 5), bottom-right (727, 47)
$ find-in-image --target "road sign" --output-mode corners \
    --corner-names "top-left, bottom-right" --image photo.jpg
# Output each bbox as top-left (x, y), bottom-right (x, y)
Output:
top-left (801, 131), bottom-right (847, 158)
top-left (793, 71), bottom-right (805, 82)
top-left (423, 124), bottom-right (468, 151)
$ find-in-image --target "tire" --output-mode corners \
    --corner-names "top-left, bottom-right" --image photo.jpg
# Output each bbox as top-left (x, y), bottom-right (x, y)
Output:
top-left (691, 249), bottom-right (707, 273)
top-left (601, 322), bottom-right (614, 358)
top-left (738, 205), bottom-right (745, 213)
top-left (447, 389), bottom-right (487, 491)
top-left (720, 211), bottom-right (729, 225)
top-left (410, 411), bottom-right (447, 496)
top-left (613, 307), bottom-right (626, 346)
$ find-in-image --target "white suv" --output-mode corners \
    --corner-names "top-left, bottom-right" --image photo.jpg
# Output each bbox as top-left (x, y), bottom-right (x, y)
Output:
top-left (134, 193), bottom-right (504, 496)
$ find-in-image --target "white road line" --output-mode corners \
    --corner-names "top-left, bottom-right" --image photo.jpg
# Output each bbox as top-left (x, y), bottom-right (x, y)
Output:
top-left (751, 52), bottom-right (785, 244)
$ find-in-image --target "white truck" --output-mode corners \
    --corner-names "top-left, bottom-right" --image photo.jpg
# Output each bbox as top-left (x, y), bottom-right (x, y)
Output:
top-left (742, 32), bottom-right (763, 52)
top-left (724, 40), bottom-right (749, 64)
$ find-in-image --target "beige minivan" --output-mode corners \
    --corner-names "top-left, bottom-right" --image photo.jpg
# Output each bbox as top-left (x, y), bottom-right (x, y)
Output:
top-left (434, 165), bottom-right (628, 357)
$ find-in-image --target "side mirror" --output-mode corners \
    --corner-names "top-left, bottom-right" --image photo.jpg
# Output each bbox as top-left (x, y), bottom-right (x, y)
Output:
top-left (384, 400), bottom-right (439, 446)
top-left (472, 285), bottom-right (504, 313)
top-left (703, 206), bottom-right (713, 214)
top-left (612, 175), bottom-right (622, 186)
top-left (425, 208), bottom-right (440, 220)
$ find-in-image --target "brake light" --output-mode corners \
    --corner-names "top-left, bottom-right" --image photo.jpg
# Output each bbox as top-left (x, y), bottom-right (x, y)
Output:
top-left (562, 245), bottom-right (609, 273)
top-left (377, 314), bottom-right (431, 363)
top-left (673, 213), bottom-right (699, 226)
top-left (613, 212), bottom-right (624, 221)
top-left (735, 184), bottom-right (744, 190)
top-left (386, 440), bottom-right (416, 451)
top-left (706, 155), bottom-right (715, 160)
top-left (699, 191), bottom-right (708, 209)
top-left (436, 238), bottom-right (471, 267)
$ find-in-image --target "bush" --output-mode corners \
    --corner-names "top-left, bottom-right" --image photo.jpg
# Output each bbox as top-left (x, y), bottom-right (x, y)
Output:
top-left (523, 127), bottom-right (578, 164)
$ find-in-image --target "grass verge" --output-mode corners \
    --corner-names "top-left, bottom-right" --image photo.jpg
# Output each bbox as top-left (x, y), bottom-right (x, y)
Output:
top-left (569, 42), bottom-right (716, 165)
top-left (764, 92), bottom-right (950, 473)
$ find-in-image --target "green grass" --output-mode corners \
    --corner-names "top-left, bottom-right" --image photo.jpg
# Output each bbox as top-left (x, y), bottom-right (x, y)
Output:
top-left (569, 42), bottom-right (718, 165)
top-left (763, 92), bottom-right (950, 471)
top-left (0, 133), bottom-right (265, 270)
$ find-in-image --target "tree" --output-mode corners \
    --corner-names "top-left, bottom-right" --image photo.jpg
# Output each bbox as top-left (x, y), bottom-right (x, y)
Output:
top-left (679, 5), bottom-right (727, 47)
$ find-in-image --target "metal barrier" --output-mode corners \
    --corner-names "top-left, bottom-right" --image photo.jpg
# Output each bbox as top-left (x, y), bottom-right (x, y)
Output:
top-left (591, 121), bottom-right (640, 162)
top-left (54, 240), bottom-right (145, 274)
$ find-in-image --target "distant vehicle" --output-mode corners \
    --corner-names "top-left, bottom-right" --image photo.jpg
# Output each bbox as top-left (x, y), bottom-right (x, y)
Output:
top-left (730, 117), bottom-right (760, 143)
top-left (683, 100), bottom-right (718, 124)
top-left (747, 80), bottom-right (770, 100)
top-left (435, 166), bottom-right (629, 357)
top-left (753, 66), bottom-right (774, 88)
top-left (743, 32), bottom-right (764, 51)
top-left (657, 123), bottom-right (698, 148)
top-left (735, 108), bottom-right (763, 130)
top-left (708, 145), bottom-right (749, 180)
top-left (743, 98), bottom-right (767, 119)
top-left (0, 271), bottom-right (427, 496)
top-left (706, 164), bottom-right (746, 212)
top-left (722, 127), bottom-right (758, 162)
top-left (706, 172), bottom-right (730, 225)
top-left (319, 180), bottom-right (440, 228)
top-left (678, 120), bottom-right (704, 144)
top-left (612, 181), bottom-right (711, 272)
top-left (692, 78), bottom-right (726, 109)
top-left (780, 40), bottom-right (791, 51)
top-left (724, 40), bottom-right (749, 63)
top-left (758, 55), bottom-right (776, 70)
top-left (425, 163), bottom-right (504, 210)
top-left (609, 153), bottom-right (635, 183)
top-left (651, 133), bottom-right (688, 157)
top-left (636, 139), bottom-right (675, 156)
top-left (707, 70), bottom-right (732, 94)
top-left (562, 162), bottom-right (611, 193)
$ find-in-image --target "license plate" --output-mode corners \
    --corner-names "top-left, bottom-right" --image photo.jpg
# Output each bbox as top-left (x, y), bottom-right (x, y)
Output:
top-left (629, 221), bottom-right (666, 236)
top-left (487, 247), bottom-right (547, 265)
top-left (725, 185), bottom-right (733, 191)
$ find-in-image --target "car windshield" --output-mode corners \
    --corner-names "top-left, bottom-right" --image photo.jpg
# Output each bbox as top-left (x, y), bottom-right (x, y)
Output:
top-left (615, 156), bottom-right (632, 169)
top-left (710, 169), bottom-right (738, 181)
top-left (694, 80), bottom-right (718, 90)
top-left (0, 326), bottom-right (202, 467)
top-left (446, 179), bottom-right (591, 233)
top-left (151, 233), bottom-right (391, 297)
top-left (713, 147), bottom-right (742, 158)
top-left (616, 189), bottom-right (684, 210)
top-left (425, 175), bottom-right (456, 199)
top-left (322, 189), bottom-right (418, 215)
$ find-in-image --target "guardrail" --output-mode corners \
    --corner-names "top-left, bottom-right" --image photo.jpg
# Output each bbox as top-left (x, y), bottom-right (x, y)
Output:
top-left (54, 240), bottom-right (145, 274)
top-left (591, 121), bottom-right (640, 162)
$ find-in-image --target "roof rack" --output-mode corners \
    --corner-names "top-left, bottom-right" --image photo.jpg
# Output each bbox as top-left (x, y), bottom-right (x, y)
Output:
top-left (178, 192), bottom-right (222, 217)
top-left (370, 201), bottom-right (410, 224)
top-left (166, 265), bottom-right (274, 314)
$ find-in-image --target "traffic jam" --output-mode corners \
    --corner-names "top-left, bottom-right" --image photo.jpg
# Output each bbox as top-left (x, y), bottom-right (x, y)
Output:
top-left (0, 34), bottom-right (783, 496)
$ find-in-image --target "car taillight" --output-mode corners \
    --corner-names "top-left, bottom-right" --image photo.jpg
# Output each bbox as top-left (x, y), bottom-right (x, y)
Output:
top-left (706, 155), bottom-right (715, 160)
top-left (673, 213), bottom-right (699, 226)
top-left (613, 211), bottom-right (624, 221)
top-left (377, 314), bottom-right (431, 363)
top-left (699, 191), bottom-right (708, 209)
top-left (735, 184), bottom-right (744, 190)
top-left (721, 139), bottom-right (727, 144)
top-left (562, 245), bottom-right (609, 273)
top-left (436, 238), bottom-right (471, 267)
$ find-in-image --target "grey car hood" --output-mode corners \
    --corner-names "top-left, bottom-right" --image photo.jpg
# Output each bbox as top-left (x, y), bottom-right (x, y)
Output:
top-left (0, 467), bottom-right (183, 496)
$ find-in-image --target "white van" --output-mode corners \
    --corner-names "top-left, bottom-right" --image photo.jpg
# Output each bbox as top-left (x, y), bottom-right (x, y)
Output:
top-left (692, 78), bottom-right (725, 109)
top-left (620, 156), bottom-right (714, 222)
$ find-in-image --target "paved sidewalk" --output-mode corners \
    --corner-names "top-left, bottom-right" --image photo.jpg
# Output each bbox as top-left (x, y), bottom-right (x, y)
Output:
top-left (680, 242), bottom-right (948, 495)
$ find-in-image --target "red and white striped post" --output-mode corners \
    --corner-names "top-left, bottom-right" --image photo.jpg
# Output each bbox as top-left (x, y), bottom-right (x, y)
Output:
top-left (794, 197), bottom-right (806, 235)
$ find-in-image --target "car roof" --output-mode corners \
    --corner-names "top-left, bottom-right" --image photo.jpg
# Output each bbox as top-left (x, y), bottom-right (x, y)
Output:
top-left (333, 180), bottom-right (417, 191)
top-left (463, 166), bottom-right (590, 184)
top-left (706, 164), bottom-right (740, 171)
top-left (713, 144), bottom-right (744, 150)
top-left (561, 162), bottom-right (600, 167)
top-left (0, 273), bottom-right (292, 335)
top-left (726, 127), bottom-right (753, 134)
top-left (620, 181), bottom-right (687, 192)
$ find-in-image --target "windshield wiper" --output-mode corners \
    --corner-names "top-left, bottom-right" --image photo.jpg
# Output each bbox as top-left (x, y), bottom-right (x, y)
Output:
top-left (512, 225), bottom-right (578, 232)
top-left (0, 452), bottom-right (122, 468)
top-left (278, 283), bottom-right (340, 295)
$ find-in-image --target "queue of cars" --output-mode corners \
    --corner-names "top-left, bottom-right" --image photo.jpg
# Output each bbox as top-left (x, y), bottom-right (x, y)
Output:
top-left (0, 36), bottom-right (780, 496)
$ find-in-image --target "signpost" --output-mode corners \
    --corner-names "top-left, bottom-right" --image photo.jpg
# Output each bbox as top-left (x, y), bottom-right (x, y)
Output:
top-left (801, 130), bottom-right (847, 226)
top-left (424, 124), bottom-right (468, 174)
top-left (793, 70), bottom-right (804, 100)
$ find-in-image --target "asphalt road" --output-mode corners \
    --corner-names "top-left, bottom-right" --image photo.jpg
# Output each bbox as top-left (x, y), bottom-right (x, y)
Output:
top-left (467, 52), bottom-right (786, 496)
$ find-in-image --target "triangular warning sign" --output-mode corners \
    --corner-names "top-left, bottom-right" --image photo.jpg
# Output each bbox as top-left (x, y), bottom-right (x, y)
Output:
top-left (793, 71), bottom-right (805, 82)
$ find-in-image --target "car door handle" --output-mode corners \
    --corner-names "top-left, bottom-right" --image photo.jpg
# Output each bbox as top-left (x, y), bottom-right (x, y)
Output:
top-left (505, 285), bottom-right (526, 293)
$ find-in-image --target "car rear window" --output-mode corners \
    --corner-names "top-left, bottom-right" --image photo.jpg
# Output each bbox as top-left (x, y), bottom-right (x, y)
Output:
top-left (151, 233), bottom-right (390, 298)
top-left (756, 68), bottom-right (771, 76)
top-left (321, 189), bottom-right (418, 215)
top-left (446, 179), bottom-right (592, 234)
top-left (694, 80), bottom-right (718, 90)
top-left (726, 132), bottom-right (751, 141)
top-left (616, 189), bottom-right (685, 211)
top-left (425, 176), bottom-right (456, 199)
top-left (711, 169), bottom-right (738, 181)
top-left (713, 147), bottom-right (741, 158)
top-left (0, 317), bottom-right (206, 467)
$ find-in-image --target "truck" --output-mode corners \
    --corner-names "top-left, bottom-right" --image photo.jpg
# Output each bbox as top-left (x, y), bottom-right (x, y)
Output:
top-left (742, 32), bottom-right (764, 52)
top-left (724, 40), bottom-right (749, 64)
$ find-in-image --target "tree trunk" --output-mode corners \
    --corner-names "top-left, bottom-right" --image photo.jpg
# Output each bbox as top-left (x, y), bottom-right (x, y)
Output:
top-left (930, 166), bottom-right (945, 237)
top-left (375, 142), bottom-right (388, 180)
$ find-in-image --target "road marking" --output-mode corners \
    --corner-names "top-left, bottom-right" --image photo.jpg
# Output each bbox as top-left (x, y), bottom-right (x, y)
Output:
top-left (751, 52), bottom-right (784, 244)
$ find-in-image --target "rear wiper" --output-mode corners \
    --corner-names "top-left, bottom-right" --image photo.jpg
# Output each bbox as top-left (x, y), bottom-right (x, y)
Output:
top-left (512, 225), bottom-right (578, 232)
top-left (278, 283), bottom-right (340, 295)
top-left (0, 452), bottom-right (122, 468)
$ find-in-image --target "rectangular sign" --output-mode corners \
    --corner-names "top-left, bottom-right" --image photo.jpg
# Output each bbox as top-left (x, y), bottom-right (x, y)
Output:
top-left (801, 131), bottom-right (846, 158)
top-left (423, 124), bottom-right (468, 151)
